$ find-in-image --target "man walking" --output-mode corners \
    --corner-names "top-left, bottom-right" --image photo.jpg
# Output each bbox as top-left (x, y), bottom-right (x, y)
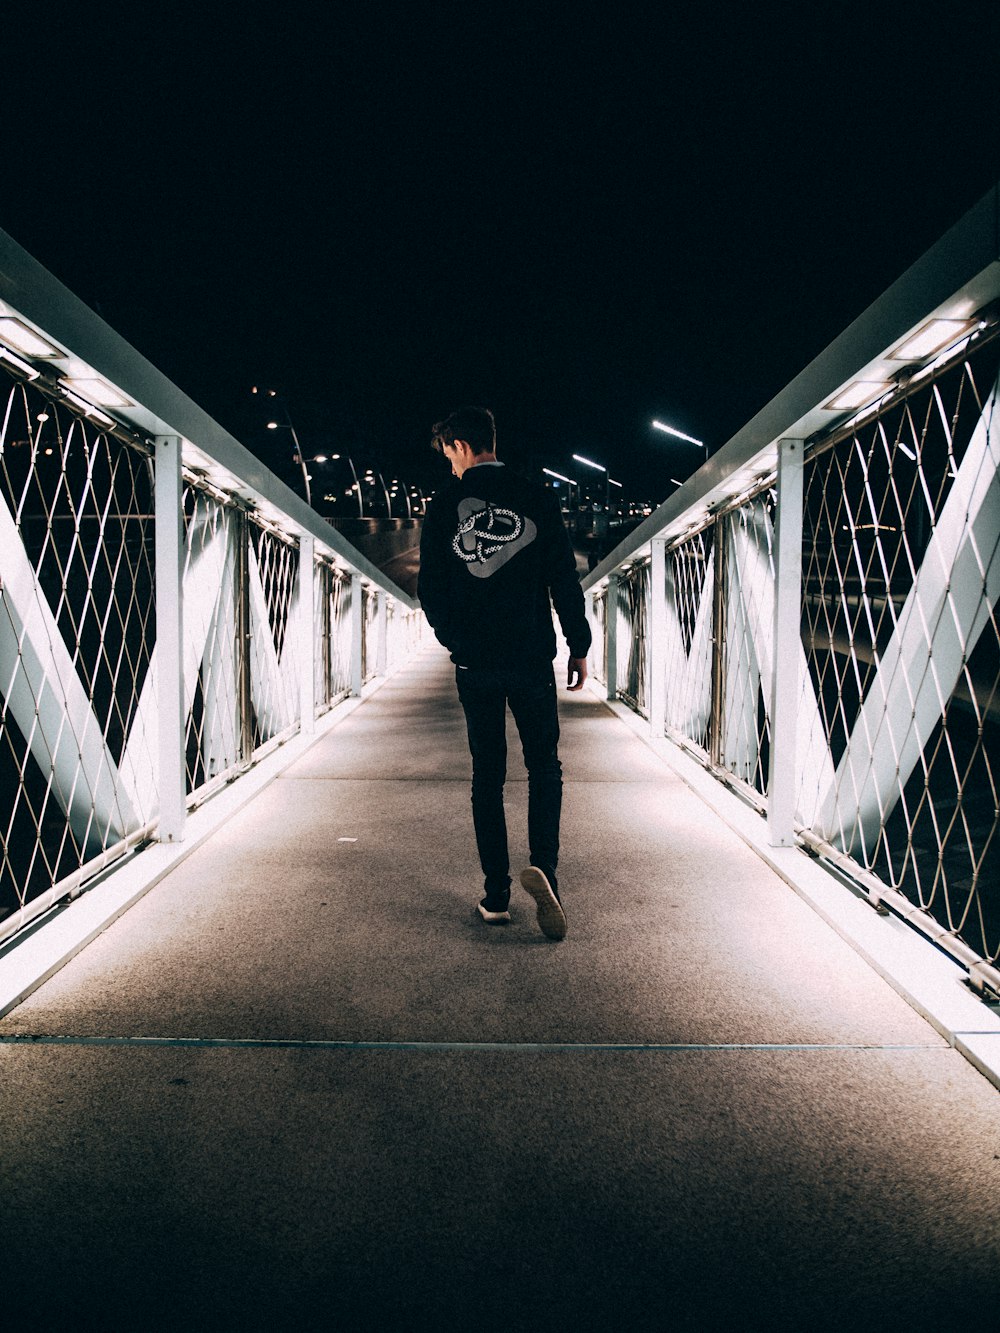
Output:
top-left (418, 407), bottom-right (591, 939)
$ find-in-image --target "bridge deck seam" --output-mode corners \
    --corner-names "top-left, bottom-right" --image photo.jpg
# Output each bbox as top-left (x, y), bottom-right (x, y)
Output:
top-left (0, 1034), bottom-right (948, 1053)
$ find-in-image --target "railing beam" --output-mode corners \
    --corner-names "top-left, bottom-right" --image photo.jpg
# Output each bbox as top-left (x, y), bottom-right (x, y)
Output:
top-left (154, 435), bottom-right (186, 842)
top-left (767, 439), bottom-right (804, 846)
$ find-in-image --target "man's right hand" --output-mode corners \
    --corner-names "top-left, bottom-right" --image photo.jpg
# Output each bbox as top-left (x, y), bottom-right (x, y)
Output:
top-left (567, 657), bottom-right (588, 691)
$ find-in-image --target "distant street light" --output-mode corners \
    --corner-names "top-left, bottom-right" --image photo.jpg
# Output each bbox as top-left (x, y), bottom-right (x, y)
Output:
top-left (267, 411), bottom-right (311, 508)
top-left (261, 390), bottom-right (363, 515)
top-left (572, 453), bottom-right (612, 508)
top-left (652, 419), bottom-right (706, 451)
top-left (542, 467), bottom-right (581, 513)
top-left (572, 453), bottom-right (607, 473)
top-left (343, 455), bottom-right (365, 517)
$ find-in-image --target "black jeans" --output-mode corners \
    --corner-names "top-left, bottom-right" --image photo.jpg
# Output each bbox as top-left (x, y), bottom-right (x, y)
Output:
top-left (455, 665), bottom-right (563, 896)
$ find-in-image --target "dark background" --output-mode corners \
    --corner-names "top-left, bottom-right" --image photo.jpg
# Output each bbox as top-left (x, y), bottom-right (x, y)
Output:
top-left (3, 3), bottom-right (999, 504)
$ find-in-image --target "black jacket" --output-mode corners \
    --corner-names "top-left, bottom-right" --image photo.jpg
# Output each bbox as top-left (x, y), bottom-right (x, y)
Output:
top-left (418, 463), bottom-right (592, 670)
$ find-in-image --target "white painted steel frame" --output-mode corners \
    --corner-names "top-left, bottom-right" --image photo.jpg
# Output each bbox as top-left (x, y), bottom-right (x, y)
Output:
top-left (0, 226), bottom-right (424, 946)
top-left (585, 182), bottom-right (1000, 998)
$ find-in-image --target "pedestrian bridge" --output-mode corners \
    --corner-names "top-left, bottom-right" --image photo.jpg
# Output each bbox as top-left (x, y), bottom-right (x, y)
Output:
top-left (2, 193), bottom-right (1000, 1328)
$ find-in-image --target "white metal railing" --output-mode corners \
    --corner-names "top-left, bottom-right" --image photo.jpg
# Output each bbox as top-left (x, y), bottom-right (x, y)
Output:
top-left (585, 184), bottom-right (1000, 997)
top-left (0, 230), bottom-right (423, 945)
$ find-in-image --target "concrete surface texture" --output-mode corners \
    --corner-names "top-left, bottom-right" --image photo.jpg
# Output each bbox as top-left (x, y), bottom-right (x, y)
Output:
top-left (1, 645), bottom-right (998, 1330)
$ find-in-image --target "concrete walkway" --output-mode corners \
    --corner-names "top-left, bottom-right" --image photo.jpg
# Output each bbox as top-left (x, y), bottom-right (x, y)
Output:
top-left (1, 646), bottom-right (998, 1330)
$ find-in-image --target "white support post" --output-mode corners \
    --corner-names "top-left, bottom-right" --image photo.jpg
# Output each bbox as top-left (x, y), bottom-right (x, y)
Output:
top-left (298, 535), bottom-right (316, 736)
top-left (605, 573), bottom-right (620, 702)
top-left (350, 573), bottom-right (364, 697)
top-left (648, 539), bottom-right (667, 738)
top-left (376, 592), bottom-right (388, 676)
top-left (767, 438), bottom-right (804, 846)
top-left (155, 435), bottom-right (186, 842)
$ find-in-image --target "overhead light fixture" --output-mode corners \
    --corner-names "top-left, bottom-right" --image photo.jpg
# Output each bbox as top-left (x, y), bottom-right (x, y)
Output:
top-left (0, 345), bottom-right (41, 380)
top-left (543, 468), bottom-right (573, 484)
top-left (889, 318), bottom-right (978, 362)
top-left (608, 478), bottom-right (623, 488)
top-left (823, 381), bottom-right (893, 412)
top-left (0, 317), bottom-right (61, 359)
top-left (60, 387), bottom-right (115, 427)
top-left (61, 377), bottom-right (133, 408)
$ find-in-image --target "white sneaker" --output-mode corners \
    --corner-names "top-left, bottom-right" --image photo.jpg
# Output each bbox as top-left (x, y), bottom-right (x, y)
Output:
top-left (478, 898), bottom-right (511, 923)
top-left (519, 867), bottom-right (567, 940)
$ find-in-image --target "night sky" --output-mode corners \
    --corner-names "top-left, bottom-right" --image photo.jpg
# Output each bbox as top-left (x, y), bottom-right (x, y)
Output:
top-left (3, 5), bottom-right (999, 504)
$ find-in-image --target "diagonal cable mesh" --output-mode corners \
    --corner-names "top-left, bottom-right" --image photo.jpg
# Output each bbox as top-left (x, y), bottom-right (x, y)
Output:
top-left (330, 567), bottom-right (352, 691)
top-left (361, 585), bottom-right (378, 684)
top-left (617, 561), bottom-right (649, 716)
top-left (248, 520), bottom-right (301, 750)
top-left (182, 485), bottom-right (240, 795)
top-left (1, 352), bottom-right (422, 944)
top-left (316, 560), bottom-right (351, 708)
top-left (1, 373), bottom-right (155, 924)
top-left (662, 526), bottom-right (714, 753)
top-left (801, 332), bottom-right (1000, 964)
top-left (718, 491), bottom-right (776, 801)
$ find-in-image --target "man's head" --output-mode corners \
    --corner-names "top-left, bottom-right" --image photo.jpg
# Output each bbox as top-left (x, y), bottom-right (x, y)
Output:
top-left (431, 406), bottom-right (497, 478)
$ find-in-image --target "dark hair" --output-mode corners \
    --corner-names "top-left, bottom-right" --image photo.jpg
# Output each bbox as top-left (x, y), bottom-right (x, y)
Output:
top-left (430, 406), bottom-right (497, 456)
